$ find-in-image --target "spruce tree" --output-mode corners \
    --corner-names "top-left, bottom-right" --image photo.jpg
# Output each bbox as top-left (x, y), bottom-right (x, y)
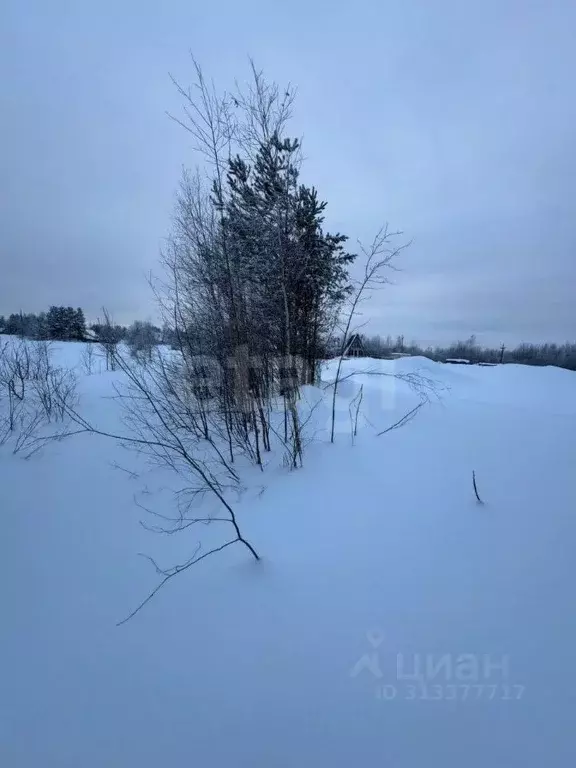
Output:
top-left (72, 308), bottom-right (86, 340)
top-left (5, 313), bottom-right (22, 336)
top-left (48, 306), bottom-right (69, 339)
top-left (224, 133), bottom-right (355, 383)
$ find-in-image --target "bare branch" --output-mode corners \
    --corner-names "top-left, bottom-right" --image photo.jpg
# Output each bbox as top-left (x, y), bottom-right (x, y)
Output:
top-left (117, 539), bottom-right (239, 626)
top-left (376, 400), bottom-right (427, 437)
top-left (472, 470), bottom-right (484, 505)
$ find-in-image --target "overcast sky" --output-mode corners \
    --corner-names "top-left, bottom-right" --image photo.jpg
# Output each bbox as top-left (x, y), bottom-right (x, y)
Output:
top-left (1, 0), bottom-right (575, 346)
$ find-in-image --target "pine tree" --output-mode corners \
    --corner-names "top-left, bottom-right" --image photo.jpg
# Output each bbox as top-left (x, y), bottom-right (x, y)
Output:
top-left (224, 133), bottom-right (355, 384)
top-left (72, 308), bottom-right (86, 340)
top-left (5, 313), bottom-right (22, 336)
top-left (47, 306), bottom-right (64, 339)
top-left (36, 312), bottom-right (48, 340)
top-left (64, 307), bottom-right (75, 339)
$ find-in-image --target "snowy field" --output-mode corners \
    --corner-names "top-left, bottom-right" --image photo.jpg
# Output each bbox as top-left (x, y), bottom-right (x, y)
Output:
top-left (2, 341), bottom-right (576, 766)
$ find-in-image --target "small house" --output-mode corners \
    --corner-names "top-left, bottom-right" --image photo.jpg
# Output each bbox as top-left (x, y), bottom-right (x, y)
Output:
top-left (344, 334), bottom-right (364, 358)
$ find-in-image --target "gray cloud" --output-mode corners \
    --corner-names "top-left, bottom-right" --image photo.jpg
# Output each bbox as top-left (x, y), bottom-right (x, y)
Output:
top-left (1, 0), bottom-right (575, 344)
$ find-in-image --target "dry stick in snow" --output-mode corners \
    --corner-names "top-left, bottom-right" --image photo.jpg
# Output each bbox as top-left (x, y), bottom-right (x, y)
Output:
top-left (353, 383), bottom-right (363, 438)
top-left (118, 540), bottom-right (238, 626)
top-left (472, 470), bottom-right (484, 504)
top-left (348, 384), bottom-right (364, 443)
top-left (375, 400), bottom-right (426, 437)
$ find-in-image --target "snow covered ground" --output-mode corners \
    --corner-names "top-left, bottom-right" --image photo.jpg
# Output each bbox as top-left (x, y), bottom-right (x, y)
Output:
top-left (2, 343), bottom-right (576, 766)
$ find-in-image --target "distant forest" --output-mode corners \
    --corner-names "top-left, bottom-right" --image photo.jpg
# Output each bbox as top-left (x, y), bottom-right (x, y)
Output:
top-left (0, 308), bottom-right (176, 347)
top-left (0, 307), bottom-right (88, 341)
top-left (357, 333), bottom-right (576, 371)
top-left (1, 310), bottom-right (575, 371)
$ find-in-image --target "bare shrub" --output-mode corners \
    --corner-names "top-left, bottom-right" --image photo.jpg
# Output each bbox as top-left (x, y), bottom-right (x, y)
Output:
top-left (329, 225), bottom-right (409, 443)
top-left (81, 343), bottom-right (95, 375)
top-left (0, 339), bottom-right (77, 452)
top-left (51, 342), bottom-right (260, 623)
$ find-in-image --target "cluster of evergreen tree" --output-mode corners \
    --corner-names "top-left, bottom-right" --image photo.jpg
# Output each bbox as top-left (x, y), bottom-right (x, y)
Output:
top-left (171, 133), bottom-right (355, 390)
top-left (0, 310), bottom-right (176, 351)
top-left (0, 306), bottom-right (86, 341)
top-left (222, 135), bottom-right (355, 383)
top-left (156, 64), bottom-right (362, 468)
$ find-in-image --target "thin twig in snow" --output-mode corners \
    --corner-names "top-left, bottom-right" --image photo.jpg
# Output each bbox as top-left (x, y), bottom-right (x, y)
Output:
top-left (472, 470), bottom-right (484, 505)
top-left (376, 400), bottom-right (426, 437)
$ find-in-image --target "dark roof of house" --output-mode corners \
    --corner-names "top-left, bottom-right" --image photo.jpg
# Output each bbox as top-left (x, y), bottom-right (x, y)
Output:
top-left (345, 334), bottom-right (364, 348)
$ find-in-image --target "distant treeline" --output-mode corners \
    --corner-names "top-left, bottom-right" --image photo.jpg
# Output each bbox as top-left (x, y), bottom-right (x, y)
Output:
top-left (0, 307), bottom-right (87, 341)
top-left (0, 308), bottom-right (177, 347)
top-left (2, 312), bottom-right (575, 371)
top-left (357, 334), bottom-right (576, 371)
